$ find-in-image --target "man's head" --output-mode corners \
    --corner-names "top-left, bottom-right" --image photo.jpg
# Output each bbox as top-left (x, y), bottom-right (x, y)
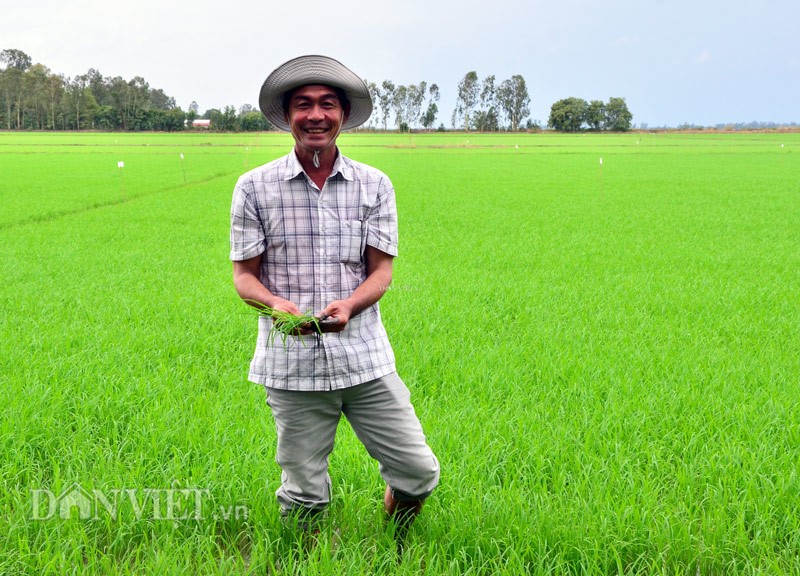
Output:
top-left (259, 55), bottom-right (372, 133)
top-left (283, 84), bottom-right (351, 157)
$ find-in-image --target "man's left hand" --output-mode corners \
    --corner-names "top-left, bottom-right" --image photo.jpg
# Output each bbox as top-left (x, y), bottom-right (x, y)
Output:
top-left (317, 300), bottom-right (354, 333)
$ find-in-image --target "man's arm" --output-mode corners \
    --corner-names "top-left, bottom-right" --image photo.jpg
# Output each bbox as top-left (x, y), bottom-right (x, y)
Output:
top-left (318, 245), bottom-right (393, 332)
top-left (232, 254), bottom-right (303, 316)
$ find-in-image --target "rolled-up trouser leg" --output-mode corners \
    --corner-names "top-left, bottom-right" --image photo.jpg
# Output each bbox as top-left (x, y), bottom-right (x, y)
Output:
top-left (341, 372), bottom-right (440, 502)
top-left (266, 387), bottom-right (343, 523)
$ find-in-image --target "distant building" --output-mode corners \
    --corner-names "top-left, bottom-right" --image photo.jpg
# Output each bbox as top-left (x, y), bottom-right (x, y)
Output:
top-left (191, 119), bottom-right (211, 129)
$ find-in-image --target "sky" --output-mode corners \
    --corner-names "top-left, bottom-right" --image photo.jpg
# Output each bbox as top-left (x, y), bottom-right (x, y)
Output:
top-left (3, 0), bottom-right (799, 128)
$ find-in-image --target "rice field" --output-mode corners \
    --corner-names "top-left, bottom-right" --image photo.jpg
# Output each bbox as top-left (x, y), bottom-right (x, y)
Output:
top-left (1, 130), bottom-right (799, 574)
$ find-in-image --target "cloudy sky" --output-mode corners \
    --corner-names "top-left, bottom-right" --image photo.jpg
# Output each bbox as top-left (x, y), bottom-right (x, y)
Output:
top-left (4, 0), bottom-right (798, 127)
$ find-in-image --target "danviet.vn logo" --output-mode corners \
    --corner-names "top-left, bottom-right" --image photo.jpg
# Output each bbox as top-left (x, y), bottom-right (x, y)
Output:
top-left (31, 482), bottom-right (248, 522)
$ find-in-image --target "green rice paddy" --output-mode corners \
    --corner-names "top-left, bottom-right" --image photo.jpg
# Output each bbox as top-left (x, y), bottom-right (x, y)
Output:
top-left (1, 131), bottom-right (799, 574)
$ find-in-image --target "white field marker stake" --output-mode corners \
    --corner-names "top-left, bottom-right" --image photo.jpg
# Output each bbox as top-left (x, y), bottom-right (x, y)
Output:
top-left (180, 153), bottom-right (186, 184)
top-left (118, 161), bottom-right (125, 198)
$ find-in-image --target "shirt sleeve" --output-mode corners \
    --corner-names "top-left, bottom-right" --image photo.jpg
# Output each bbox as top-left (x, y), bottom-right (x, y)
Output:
top-left (230, 178), bottom-right (266, 261)
top-left (365, 175), bottom-right (399, 257)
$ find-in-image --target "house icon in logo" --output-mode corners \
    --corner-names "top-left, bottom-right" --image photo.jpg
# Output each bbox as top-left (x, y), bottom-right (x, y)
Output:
top-left (57, 483), bottom-right (94, 520)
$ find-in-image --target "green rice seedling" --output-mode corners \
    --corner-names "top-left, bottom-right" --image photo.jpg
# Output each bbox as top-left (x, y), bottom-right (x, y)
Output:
top-left (243, 299), bottom-right (321, 347)
top-left (3, 131), bottom-right (800, 574)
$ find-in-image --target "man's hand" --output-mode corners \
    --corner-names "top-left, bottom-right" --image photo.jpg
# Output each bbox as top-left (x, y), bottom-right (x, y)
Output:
top-left (317, 300), bottom-right (354, 333)
top-left (232, 258), bottom-right (315, 334)
top-left (316, 247), bottom-right (394, 334)
top-left (269, 297), bottom-right (303, 317)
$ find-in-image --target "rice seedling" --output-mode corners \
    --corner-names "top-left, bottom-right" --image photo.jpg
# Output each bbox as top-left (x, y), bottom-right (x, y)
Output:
top-left (243, 299), bottom-right (322, 346)
top-left (1, 130), bottom-right (799, 574)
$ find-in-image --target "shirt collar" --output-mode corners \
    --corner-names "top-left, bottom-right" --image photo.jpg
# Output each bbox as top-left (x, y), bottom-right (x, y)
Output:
top-left (284, 149), bottom-right (354, 182)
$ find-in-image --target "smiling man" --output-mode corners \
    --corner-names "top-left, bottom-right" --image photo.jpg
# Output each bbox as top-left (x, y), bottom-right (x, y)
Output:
top-left (229, 55), bottom-right (439, 542)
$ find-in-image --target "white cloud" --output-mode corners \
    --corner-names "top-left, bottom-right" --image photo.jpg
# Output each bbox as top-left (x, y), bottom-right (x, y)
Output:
top-left (697, 50), bottom-right (712, 63)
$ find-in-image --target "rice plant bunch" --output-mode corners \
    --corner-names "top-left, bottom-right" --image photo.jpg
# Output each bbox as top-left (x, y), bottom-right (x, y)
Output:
top-left (243, 299), bottom-right (321, 347)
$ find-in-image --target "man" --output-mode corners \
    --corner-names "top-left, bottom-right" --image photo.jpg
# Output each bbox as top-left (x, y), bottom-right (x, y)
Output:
top-left (229, 55), bottom-right (440, 536)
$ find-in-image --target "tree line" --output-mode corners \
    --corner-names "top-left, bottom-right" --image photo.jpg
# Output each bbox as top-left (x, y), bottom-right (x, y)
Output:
top-left (363, 72), bottom-right (533, 133)
top-left (450, 72), bottom-right (533, 132)
top-left (1, 48), bottom-right (633, 133)
top-left (364, 80), bottom-right (441, 131)
top-left (0, 49), bottom-right (270, 132)
top-left (548, 96), bottom-right (633, 132)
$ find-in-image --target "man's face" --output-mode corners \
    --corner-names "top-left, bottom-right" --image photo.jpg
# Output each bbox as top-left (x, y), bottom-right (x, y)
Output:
top-left (286, 84), bottom-right (348, 153)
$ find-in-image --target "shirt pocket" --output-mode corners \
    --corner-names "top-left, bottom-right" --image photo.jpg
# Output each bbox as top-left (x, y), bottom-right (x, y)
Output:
top-left (338, 219), bottom-right (366, 265)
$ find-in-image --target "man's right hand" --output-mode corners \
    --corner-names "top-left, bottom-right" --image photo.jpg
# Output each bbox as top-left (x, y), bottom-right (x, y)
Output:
top-left (269, 297), bottom-right (303, 317)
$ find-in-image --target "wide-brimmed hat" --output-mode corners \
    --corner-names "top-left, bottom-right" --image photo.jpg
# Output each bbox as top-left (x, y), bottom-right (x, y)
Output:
top-left (259, 55), bottom-right (372, 132)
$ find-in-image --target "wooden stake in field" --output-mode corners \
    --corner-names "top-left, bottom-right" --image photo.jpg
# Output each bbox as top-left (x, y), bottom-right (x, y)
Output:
top-left (117, 161), bottom-right (125, 199)
top-left (599, 157), bottom-right (604, 193)
top-left (180, 153), bottom-right (186, 184)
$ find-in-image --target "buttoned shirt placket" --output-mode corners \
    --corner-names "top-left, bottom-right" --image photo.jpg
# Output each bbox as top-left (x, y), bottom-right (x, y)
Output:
top-left (315, 172), bottom-right (338, 388)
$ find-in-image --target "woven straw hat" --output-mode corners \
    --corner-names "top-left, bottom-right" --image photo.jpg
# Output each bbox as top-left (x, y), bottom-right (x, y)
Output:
top-left (259, 55), bottom-right (372, 131)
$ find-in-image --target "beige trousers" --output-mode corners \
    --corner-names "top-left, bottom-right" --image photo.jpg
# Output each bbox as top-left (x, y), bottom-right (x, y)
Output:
top-left (266, 372), bottom-right (440, 518)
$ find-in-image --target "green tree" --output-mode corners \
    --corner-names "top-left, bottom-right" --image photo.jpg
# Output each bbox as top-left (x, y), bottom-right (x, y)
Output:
top-left (149, 88), bottom-right (175, 110)
top-left (127, 76), bottom-right (150, 130)
top-left (1, 47), bottom-right (31, 127)
top-left (24, 63), bottom-right (50, 129)
top-left (95, 105), bottom-right (119, 130)
top-left (406, 82), bottom-right (427, 129)
top-left (476, 75), bottom-right (498, 132)
top-left (86, 68), bottom-right (110, 107)
top-left (379, 80), bottom-right (394, 130)
top-left (429, 83), bottom-right (440, 106)
top-left (212, 105), bottom-right (238, 131)
top-left (240, 110), bottom-right (270, 131)
top-left (497, 75), bottom-right (530, 131)
top-left (365, 81), bottom-right (380, 129)
top-left (585, 100), bottom-right (605, 131)
top-left (421, 83), bottom-right (440, 130)
top-left (44, 72), bottom-right (64, 130)
top-left (109, 76), bottom-right (132, 130)
top-left (455, 71), bottom-right (479, 131)
top-left (392, 85), bottom-right (408, 129)
top-left (472, 109), bottom-right (499, 131)
top-left (0, 66), bottom-right (24, 128)
top-left (187, 101), bottom-right (199, 125)
top-left (158, 108), bottom-right (185, 131)
top-left (0, 48), bottom-right (32, 71)
top-left (548, 97), bottom-right (588, 132)
top-left (65, 74), bottom-right (96, 130)
top-left (604, 97), bottom-right (633, 131)
top-left (421, 102), bottom-right (438, 130)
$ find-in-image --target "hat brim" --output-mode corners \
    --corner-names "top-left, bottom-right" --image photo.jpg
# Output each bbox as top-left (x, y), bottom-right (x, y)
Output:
top-left (259, 55), bottom-right (372, 132)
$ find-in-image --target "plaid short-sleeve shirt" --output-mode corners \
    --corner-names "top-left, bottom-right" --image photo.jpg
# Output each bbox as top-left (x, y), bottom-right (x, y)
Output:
top-left (230, 150), bottom-right (399, 391)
